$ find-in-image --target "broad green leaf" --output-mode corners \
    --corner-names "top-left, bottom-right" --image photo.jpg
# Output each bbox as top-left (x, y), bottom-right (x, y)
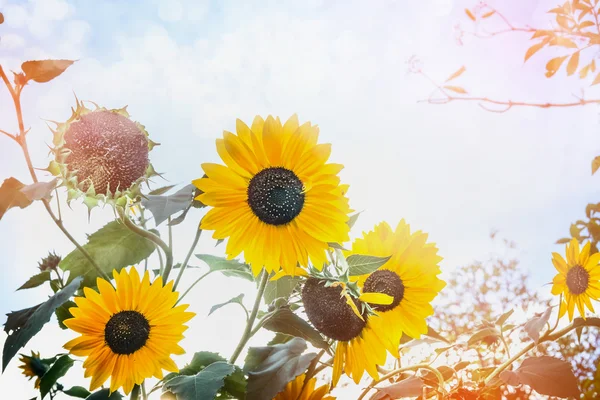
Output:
top-left (40, 355), bottom-right (74, 399)
top-left (347, 212), bottom-right (361, 229)
top-left (148, 185), bottom-right (177, 195)
top-left (524, 306), bottom-right (552, 344)
top-left (347, 254), bottom-right (391, 276)
top-left (268, 333), bottom-right (294, 346)
top-left (467, 327), bottom-right (501, 347)
top-left (592, 156), bottom-right (600, 175)
top-left (263, 308), bottom-right (328, 349)
top-left (495, 309), bottom-right (514, 326)
top-left (370, 376), bottom-right (424, 400)
top-left (2, 277), bottom-right (82, 371)
top-left (20, 179), bottom-right (57, 201)
top-left (195, 254), bottom-right (254, 282)
top-left (263, 275), bottom-right (302, 305)
top-left (164, 361), bottom-right (235, 400)
top-left (0, 177), bottom-right (32, 220)
top-left (21, 60), bottom-right (75, 83)
top-left (499, 356), bottom-right (580, 398)
top-left (85, 389), bottom-right (123, 399)
top-left (63, 386), bottom-right (91, 398)
top-left (61, 221), bottom-right (156, 287)
top-left (17, 271), bottom-right (51, 290)
top-left (209, 294), bottom-right (246, 316)
top-left (55, 300), bottom-right (76, 329)
top-left (3, 305), bottom-right (40, 334)
top-left (142, 184), bottom-right (195, 226)
top-left (244, 337), bottom-right (317, 400)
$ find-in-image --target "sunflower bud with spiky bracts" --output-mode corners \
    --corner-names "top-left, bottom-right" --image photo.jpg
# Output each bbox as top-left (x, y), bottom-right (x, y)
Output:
top-left (38, 251), bottom-right (61, 271)
top-left (18, 351), bottom-right (49, 389)
top-left (47, 99), bottom-right (159, 212)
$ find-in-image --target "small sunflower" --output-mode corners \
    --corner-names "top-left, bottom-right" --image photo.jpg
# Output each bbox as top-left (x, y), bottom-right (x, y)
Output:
top-left (193, 115), bottom-right (351, 276)
top-left (274, 373), bottom-right (336, 400)
top-left (48, 99), bottom-right (159, 210)
top-left (341, 220), bottom-right (445, 382)
top-left (551, 238), bottom-right (600, 321)
top-left (63, 268), bottom-right (195, 395)
top-left (18, 351), bottom-right (48, 389)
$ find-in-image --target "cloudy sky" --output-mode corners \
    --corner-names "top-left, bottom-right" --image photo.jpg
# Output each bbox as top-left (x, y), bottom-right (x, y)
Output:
top-left (1, 0), bottom-right (599, 398)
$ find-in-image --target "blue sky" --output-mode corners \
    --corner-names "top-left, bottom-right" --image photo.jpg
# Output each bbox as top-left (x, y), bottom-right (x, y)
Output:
top-left (1, 0), bottom-right (599, 398)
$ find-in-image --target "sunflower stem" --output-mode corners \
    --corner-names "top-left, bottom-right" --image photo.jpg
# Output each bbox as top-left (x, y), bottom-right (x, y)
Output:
top-left (549, 294), bottom-right (563, 334)
top-left (175, 271), bottom-right (213, 306)
top-left (173, 225), bottom-right (202, 291)
top-left (297, 349), bottom-right (326, 399)
top-left (357, 363), bottom-right (446, 400)
top-left (141, 381), bottom-right (148, 400)
top-left (0, 64), bottom-right (112, 284)
top-left (130, 384), bottom-right (141, 400)
top-left (229, 272), bottom-right (269, 364)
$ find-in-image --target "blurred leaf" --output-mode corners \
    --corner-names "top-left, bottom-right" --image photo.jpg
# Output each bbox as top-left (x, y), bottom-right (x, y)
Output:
top-left (268, 333), bottom-right (294, 346)
top-left (580, 20), bottom-right (595, 29)
top-left (482, 10), bottom-right (495, 18)
top-left (40, 355), bottom-right (74, 399)
top-left (4, 305), bottom-right (40, 334)
top-left (434, 345), bottom-right (452, 355)
top-left (0, 177), bottom-right (32, 220)
top-left (164, 362), bottom-right (235, 400)
top-left (244, 337), bottom-right (316, 400)
top-left (0, 12), bottom-right (3, 24)
top-left (556, 238), bottom-right (572, 244)
top-left (371, 376), bottom-right (424, 400)
top-left (347, 254), bottom-right (391, 276)
top-left (567, 52), bottom-right (580, 75)
top-left (524, 41), bottom-right (547, 62)
top-left (468, 327), bottom-right (501, 346)
top-left (63, 386), bottom-right (91, 398)
top-left (472, 367), bottom-right (496, 382)
top-left (524, 306), bottom-right (552, 344)
top-left (263, 275), bottom-right (302, 305)
top-left (550, 37), bottom-right (578, 48)
top-left (592, 156), bottom-right (600, 174)
top-left (148, 185), bottom-right (177, 195)
top-left (455, 361), bottom-right (470, 371)
top-left (422, 366), bottom-right (454, 387)
top-left (2, 277), bottom-right (82, 371)
top-left (20, 179), bottom-right (58, 202)
top-left (502, 324), bottom-right (516, 332)
top-left (347, 212), bottom-right (361, 229)
top-left (499, 356), bottom-right (580, 398)
top-left (209, 294), bottom-right (246, 316)
top-left (263, 307), bottom-right (328, 349)
top-left (556, 15), bottom-right (572, 30)
top-left (86, 389), bottom-right (123, 399)
top-left (591, 71), bottom-right (600, 85)
top-left (495, 309), bottom-right (514, 326)
top-left (142, 184), bottom-right (195, 226)
top-left (55, 300), bottom-right (76, 329)
top-left (425, 326), bottom-right (450, 343)
top-left (445, 66), bottom-right (466, 82)
top-left (195, 254), bottom-right (254, 282)
top-left (17, 271), bottom-right (51, 290)
top-left (546, 56), bottom-right (569, 77)
top-left (21, 60), bottom-right (75, 83)
top-left (328, 242), bottom-right (348, 251)
top-left (443, 85), bottom-right (468, 94)
top-left (61, 221), bottom-right (156, 287)
top-left (465, 9), bottom-right (476, 21)
top-left (579, 63), bottom-right (591, 79)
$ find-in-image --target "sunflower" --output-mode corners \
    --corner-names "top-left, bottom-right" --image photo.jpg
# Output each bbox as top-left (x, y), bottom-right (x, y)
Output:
top-left (551, 238), bottom-right (600, 321)
top-left (193, 115), bottom-right (350, 276)
top-left (274, 373), bottom-right (335, 400)
top-left (338, 220), bottom-right (445, 383)
top-left (18, 351), bottom-right (48, 389)
top-left (63, 268), bottom-right (195, 395)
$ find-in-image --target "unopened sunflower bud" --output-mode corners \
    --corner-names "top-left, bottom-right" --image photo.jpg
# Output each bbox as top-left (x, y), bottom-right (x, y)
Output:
top-left (38, 251), bottom-right (61, 271)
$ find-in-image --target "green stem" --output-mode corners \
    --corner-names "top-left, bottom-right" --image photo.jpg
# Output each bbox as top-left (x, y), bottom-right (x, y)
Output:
top-left (141, 381), bottom-right (148, 400)
top-left (297, 349), bottom-right (326, 399)
top-left (229, 272), bottom-right (269, 364)
top-left (130, 384), bottom-right (140, 400)
top-left (175, 271), bottom-right (213, 306)
top-left (119, 208), bottom-right (174, 280)
top-left (357, 363), bottom-right (446, 400)
top-left (499, 332), bottom-right (511, 359)
top-left (168, 217), bottom-right (173, 253)
top-left (173, 226), bottom-right (202, 291)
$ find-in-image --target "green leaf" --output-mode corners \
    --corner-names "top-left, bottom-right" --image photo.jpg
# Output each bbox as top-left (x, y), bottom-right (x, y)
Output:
top-left (55, 300), bottom-right (76, 329)
top-left (195, 254), bottom-right (254, 282)
top-left (371, 377), bottom-right (424, 400)
top-left (17, 271), bottom-right (51, 290)
top-left (467, 327), bottom-right (501, 347)
top-left (347, 212), bottom-right (361, 229)
top-left (0, 177), bottom-right (32, 220)
top-left (495, 309), bottom-right (514, 326)
top-left (148, 185), bottom-right (177, 195)
top-left (268, 333), bottom-right (294, 346)
top-left (263, 275), bottom-right (302, 305)
top-left (63, 386), bottom-right (91, 398)
top-left (2, 276), bottom-right (82, 371)
top-left (85, 389), bottom-right (123, 399)
top-left (40, 355), bottom-right (74, 398)
top-left (142, 184), bottom-right (195, 226)
top-left (21, 60), bottom-right (75, 83)
top-left (592, 156), bottom-right (600, 175)
top-left (263, 308), bottom-right (328, 349)
top-left (3, 305), bottom-right (40, 334)
top-left (20, 179), bottom-right (58, 201)
top-left (499, 356), bottom-right (580, 398)
top-left (60, 221), bottom-right (156, 287)
top-left (347, 254), bottom-right (391, 276)
top-left (164, 361), bottom-right (236, 400)
top-left (209, 294), bottom-right (246, 316)
top-left (524, 307), bottom-right (552, 344)
top-left (244, 337), bottom-right (317, 400)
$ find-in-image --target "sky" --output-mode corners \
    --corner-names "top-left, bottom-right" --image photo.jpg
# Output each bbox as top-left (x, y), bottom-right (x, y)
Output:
top-left (1, 0), bottom-right (599, 398)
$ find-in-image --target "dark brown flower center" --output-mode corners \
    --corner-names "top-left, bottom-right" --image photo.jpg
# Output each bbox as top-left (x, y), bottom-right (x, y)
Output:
top-left (363, 269), bottom-right (404, 312)
top-left (566, 265), bottom-right (589, 295)
top-left (104, 311), bottom-right (150, 355)
top-left (301, 278), bottom-right (366, 341)
top-left (64, 111), bottom-right (149, 195)
top-left (247, 167), bottom-right (305, 225)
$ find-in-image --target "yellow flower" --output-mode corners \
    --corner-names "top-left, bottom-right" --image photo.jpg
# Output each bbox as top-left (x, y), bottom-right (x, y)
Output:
top-left (193, 115), bottom-right (350, 276)
top-left (273, 373), bottom-right (335, 400)
top-left (63, 268), bottom-right (195, 395)
top-left (551, 238), bottom-right (600, 321)
top-left (335, 220), bottom-right (445, 384)
top-left (18, 351), bottom-right (47, 389)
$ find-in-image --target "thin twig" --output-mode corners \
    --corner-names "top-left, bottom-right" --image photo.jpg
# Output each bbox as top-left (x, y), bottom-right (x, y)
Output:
top-left (173, 225), bottom-right (202, 291)
top-left (357, 363), bottom-right (446, 400)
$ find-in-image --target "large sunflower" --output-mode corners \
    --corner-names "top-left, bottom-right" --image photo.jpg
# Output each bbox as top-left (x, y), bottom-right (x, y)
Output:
top-left (343, 220), bottom-right (445, 376)
top-left (63, 268), bottom-right (195, 395)
top-left (193, 115), bottom-right (350, 276)
top-left (274, 373), bottom-right (335, 400)
top-left (18, 351), bottom-right (48, 389)
top-left (551, 238), bottom-right (600, 321)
